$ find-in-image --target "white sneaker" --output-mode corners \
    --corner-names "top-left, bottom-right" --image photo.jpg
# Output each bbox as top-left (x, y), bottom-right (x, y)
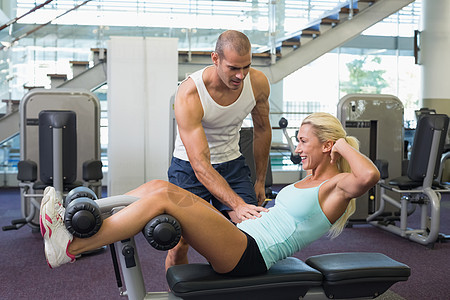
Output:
top-left (40, 186), bottom-right (75, 268)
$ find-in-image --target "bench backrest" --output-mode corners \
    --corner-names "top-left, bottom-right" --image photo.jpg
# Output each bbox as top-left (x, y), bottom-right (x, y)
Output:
top-left (408, 114), bottom-right (449, 181)
top-left (38, 110), bottom-right (77, 185)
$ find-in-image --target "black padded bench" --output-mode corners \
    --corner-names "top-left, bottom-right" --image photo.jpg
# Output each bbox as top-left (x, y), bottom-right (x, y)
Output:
top-left (306, 252), bottom-right (410, 299)
top-left (167, 252), bottom-right (410, 300)
top-left (61, 198), bottom-right (412, 299)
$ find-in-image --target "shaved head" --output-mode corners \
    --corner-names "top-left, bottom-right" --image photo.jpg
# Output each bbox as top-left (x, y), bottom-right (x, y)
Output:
top-left (215, 30), bottom-right (251, 59)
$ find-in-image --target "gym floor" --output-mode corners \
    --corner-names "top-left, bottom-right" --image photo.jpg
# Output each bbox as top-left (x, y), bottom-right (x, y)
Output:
top-left (1, 186), bottom-right (449, 299)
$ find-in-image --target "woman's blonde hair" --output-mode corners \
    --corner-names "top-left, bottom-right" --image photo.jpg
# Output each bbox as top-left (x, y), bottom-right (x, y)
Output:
top-left (301, 112), bottom-right (360, 238)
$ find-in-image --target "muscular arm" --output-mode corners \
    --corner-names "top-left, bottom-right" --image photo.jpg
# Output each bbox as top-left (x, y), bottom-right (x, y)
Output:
top-left (320, 138), bottom-right (380, 223)
top-left (331, 139), bottom-right (380, 199)
top-left (175, 79), bottom-right (267, 221)
top-left (250, 69), bottom-right (272, 205)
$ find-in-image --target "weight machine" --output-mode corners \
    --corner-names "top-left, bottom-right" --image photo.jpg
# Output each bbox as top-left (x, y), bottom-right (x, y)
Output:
top-left (3, 89), bottom-right (103, 232)
top-left (62, 186), bottom-right (410, 300)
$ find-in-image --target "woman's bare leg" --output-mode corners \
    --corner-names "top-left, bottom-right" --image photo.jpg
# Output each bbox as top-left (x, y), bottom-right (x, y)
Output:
top-left (68, 180), bottom-right (248, 273)
top-left (164, 238), bottom-right (189, 270)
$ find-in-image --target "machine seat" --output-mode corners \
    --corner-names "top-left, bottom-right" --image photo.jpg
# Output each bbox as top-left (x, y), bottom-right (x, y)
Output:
top-left (305, 252), bottom-right (411, 299)
top-left (167, 257), bottom-right (322, 300)
top-left (386, 176), bottom-right (423, 190)
top-left (385, 176), bottom-right (444, 191)
top-left (167, 253), bottom-right (410, 300)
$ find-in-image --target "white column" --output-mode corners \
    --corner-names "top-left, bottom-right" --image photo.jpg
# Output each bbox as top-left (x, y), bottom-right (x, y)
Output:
top-left (420, 0), bottom-right (450, 115)
top-left (107, 37), bottom-right (178, 196)
top-left (269, 80), bottom-right (284, 133)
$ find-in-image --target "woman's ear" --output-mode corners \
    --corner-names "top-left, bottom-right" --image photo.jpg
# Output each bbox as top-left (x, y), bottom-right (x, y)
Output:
top-left (322, 140), bottom-right (334, 153)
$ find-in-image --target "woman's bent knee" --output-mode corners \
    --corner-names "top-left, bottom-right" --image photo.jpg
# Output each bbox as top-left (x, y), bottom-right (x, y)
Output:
top-left (142, 179), bottom-right (168, 192)
top-left (130, 180), bottom-right (172, 199)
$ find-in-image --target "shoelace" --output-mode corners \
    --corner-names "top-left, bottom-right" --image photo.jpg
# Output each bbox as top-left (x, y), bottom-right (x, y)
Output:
top-left (54, 194), bottom-right (66, 223)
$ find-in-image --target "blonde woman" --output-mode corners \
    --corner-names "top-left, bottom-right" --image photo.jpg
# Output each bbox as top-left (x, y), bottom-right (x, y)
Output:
top-left (41, 112), bottom-right (379, 276)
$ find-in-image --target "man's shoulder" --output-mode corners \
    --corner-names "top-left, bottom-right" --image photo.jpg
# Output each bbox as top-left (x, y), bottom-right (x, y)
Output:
top-left (175, 78), bottom-right (203, 118)
top-left (249, 68), bottom-right (270, 100)
top-left (249, 68), bottom-right (269, 86)
top-left (178, 77), bottom-right (199, 98)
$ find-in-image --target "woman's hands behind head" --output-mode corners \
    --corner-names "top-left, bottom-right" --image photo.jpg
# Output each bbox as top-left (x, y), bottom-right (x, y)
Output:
top-left (330, 138), bottom-right (347, 165)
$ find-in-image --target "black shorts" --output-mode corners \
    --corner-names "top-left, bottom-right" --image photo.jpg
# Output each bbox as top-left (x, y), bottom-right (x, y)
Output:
top-left (168, 156), bottom-right (257, 213)
top-left (224, 230), bottom-right (267, 277)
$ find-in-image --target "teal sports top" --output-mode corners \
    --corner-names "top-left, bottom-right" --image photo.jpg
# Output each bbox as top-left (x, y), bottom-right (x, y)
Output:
top-left (237, 178), bottom-right (332, 269)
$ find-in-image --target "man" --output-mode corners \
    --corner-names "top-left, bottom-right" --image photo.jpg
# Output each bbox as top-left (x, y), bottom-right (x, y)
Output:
top-left (167, 30), bottom-right (272, 269)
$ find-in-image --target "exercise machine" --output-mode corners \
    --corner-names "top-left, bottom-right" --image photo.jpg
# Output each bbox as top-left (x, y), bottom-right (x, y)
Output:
top-left (278, 117), bottom-right (301, 165)
top-left (239, 127), bottom-right (277, 202)
top-left (2, 89), bottom-right (103, 232)
top-left (367, 113), bottom-right (450, 246)
top-left (239, 118), bottom-right (302, 205)
top-left (63, 187), bottom-right (410, 300)
top-left (337, 94), bottom-right (404, 223)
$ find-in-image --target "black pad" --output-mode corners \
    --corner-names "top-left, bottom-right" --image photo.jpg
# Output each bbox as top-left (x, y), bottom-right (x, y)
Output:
top-left (64, 197), bottom-right (102, 238)
top-left (374, 159), bottom-right (389, 179)
top-left (17, 160), bottom-right (37, 182)
top-left (408, 114), bottom-right (449, 181)
top-left (388, 176), bottom-right (423, 190)
top-left (38, 110), bottom-right (77, 185)
top-left (82, 159), bottom-right (103, 181)
top-left (142, 214), bottom-right (181, 251)
top-left (386, 114), bottom-right (449, 190)
top-left (306, 252), bottom-right (411, 299)
top-left (167, 257), bottom-right (322, 300)
top-left (239, 127), bottom-right (273, 188)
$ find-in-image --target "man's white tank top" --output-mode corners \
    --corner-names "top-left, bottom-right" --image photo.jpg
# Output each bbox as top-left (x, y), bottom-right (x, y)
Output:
top-left (173, 66), bottom-right (256, 164)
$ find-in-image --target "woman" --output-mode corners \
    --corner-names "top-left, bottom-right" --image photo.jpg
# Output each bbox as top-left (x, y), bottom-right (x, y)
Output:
top-left (41, 112), bottom-right (380, 276)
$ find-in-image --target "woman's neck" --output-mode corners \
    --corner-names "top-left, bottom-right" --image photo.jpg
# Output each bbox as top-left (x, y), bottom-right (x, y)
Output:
top-left (309, 164), bottom-right (340, 182)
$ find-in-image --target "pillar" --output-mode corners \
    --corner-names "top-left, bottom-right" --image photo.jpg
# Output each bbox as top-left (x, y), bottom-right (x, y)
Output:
top-left (420, 0), bottom-right (450, 116)
top-left (107, 37), bottom-right (178, 196)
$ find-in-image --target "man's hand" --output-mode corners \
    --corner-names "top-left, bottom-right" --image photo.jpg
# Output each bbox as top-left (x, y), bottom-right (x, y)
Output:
top-left (228, 203), bottom-right (269, 223)
top-left (254, 181), bottom-right (267, 206)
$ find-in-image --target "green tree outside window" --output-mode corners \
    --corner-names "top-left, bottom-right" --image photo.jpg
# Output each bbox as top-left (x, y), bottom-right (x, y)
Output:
top-left (340, 56), bottom-right (388, 94)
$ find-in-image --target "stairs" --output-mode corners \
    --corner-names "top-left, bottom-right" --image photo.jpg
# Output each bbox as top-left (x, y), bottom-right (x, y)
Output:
top-left (57, 60), bottom-right (107, 90)
top-left (263, 0), bottom-right (415, 83)
top-left (45, 0), bottom-right (414, 87)
top-left (51, 48), bottom-right (107, 90)
top-left (0, 47), bottom-right (108, 145)
top-left (0, 100), bottom-right (19, 144)
top-left (179, 0), bottom-right (415, 83)
top-left (0, 0), bottom-right (415, 144)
